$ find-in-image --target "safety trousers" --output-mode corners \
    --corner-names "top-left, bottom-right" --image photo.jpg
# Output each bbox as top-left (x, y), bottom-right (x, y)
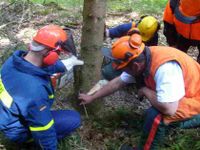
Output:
top-left (4, 110), bottom-right (81, 144)
top-left (52, 110), bottom-right (81, 139)
top-left (138, 107), bottom-right (200, 150)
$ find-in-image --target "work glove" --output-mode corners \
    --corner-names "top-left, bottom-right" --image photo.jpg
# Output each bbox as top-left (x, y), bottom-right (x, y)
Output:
top-left (61, 55), bottom-right (84, 71)
top-left (87, 79), bottom-right (108, 95)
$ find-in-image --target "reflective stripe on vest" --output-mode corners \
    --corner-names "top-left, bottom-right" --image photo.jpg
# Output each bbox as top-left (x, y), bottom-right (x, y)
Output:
top-left (29, 119), bottom-right (54, 131)
top-left (0, 79), bottom-right (13, 108)
top-left (170, 0), bottom-right (179, 13)
top-left (174, 7), bottom-right (200, 24)
top-left (170, 0), bottom-right (200, 24)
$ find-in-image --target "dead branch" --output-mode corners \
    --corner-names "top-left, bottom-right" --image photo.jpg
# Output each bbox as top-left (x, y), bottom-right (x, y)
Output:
top-left (0, 21), bottom-right (17, 30)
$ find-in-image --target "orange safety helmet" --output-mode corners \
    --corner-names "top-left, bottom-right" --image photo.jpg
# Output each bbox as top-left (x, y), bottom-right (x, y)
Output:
top-left (111, 33), bottom-right (145, 69)
top-left (32, 24), bottom-right (68, 66)
top-left (33, 24), bottom-right (67, 50)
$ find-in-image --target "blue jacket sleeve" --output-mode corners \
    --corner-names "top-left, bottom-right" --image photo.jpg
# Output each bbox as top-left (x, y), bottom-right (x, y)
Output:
top-left (26, 99), bottom-right (57, 150)
top-left (108, 22), bottom-right (132, 39)
top-left (43, 60), bottom-right (66, 74)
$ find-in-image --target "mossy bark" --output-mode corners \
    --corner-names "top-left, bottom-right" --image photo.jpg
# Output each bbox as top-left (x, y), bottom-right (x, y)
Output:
top-left (73, 0), bottom-right (106, 115)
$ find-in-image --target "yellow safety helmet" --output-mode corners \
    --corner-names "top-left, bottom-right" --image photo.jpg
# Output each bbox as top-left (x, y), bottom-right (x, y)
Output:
top-left (137, 16), bottom-right (159, 42)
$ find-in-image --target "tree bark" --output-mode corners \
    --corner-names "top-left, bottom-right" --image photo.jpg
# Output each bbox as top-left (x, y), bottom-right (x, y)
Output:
top-left (74, 0), bottom-right (106, 115)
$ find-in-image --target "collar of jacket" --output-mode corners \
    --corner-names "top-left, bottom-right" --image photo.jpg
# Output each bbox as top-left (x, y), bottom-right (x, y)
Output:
top-left (12, 50), bottom-right (51, 77)
top-left (142, 46), bottom-right (151, 77)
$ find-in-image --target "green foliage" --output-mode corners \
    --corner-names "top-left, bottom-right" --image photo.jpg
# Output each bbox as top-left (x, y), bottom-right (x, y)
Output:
top-left (162, 128), bottom-right (200, 150)
top-left (195, 140), bottom-right (200, 150)
top-left (90, 107), bottom-right (143, 149)
top-left (108, 0), bottom-right (168, 15)
top-left (92, 107), bottom-right (143, 131)
top-left (58, 133), bottom-right (87, 150)
top-left (8, 0), bottom-right (167, 15)
top-left (31, 0), bottom-right (83, 9)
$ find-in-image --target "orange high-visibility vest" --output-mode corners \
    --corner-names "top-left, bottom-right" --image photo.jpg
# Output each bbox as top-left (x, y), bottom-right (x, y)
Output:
top-left (163, 0), bottom-right (200, 40)
top-left (145, 46), bottom-right (200, 124)
top-left (180, 0), bottom-right (200, 17)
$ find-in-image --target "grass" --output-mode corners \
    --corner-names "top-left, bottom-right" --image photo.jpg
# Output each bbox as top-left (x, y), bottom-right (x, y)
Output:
top-left (107, 0), bottom-right (168, 15)
top-left (8, 0), bottom-right (167, 15)
top-left (162, 128), bottom-right (200, 150)
top-left (61, 107), bottom-right (200, 150)
top-left (8, 0), bottom-right (83, 9)
top-left (58, 133), bottom-right (87, 150)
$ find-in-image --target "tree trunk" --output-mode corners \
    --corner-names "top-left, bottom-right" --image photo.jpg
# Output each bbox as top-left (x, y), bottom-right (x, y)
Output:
top-left (74, 0), bottom-right (106, 115)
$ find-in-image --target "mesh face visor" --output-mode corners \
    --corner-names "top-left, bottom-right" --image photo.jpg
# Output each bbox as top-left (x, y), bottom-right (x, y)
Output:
top-left (62, 28), bottom-right (77, 56)
top-left (112, 52), bottom-right (133, 69)
top-left (101, 47), bottom-right (135, 70)
top-left (52, 28), bottom-right (77, 56)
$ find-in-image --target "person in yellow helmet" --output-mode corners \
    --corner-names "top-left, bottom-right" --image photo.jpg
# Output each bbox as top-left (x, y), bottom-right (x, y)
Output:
top-left (102, 15), bottom-right (160, 81)
top-left (105, 15), bottom-right (160, 46)
top-left (137, 16), bottom-right (159, 43)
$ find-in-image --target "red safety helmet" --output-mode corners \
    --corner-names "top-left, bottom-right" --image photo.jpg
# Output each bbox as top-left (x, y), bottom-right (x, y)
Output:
top-left (33, 24), bottom-right (68, 66)
top-left (111, 33), bottom-right (145, 69)
top-left (33, 24), bottom-right (67, 50)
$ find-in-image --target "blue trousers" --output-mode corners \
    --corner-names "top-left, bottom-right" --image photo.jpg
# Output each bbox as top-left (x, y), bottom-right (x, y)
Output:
top-left (52, 110), bottom-right (81, 139)
top-left (3, 110), bottom-right (81, 143)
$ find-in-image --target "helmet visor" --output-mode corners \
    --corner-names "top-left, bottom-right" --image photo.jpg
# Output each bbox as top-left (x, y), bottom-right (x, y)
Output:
top-left (61, 28), bottom-right (77, 56)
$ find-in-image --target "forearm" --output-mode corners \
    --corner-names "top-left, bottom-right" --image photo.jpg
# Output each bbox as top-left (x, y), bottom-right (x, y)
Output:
top-left (142, 87), bottom-right (178, 116)
top-left (142, 88), bottom-right (158, 107)
top-left (91, 77), bottom-right (126, 100)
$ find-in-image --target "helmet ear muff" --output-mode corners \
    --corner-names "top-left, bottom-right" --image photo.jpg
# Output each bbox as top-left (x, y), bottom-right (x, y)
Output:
top-left (137, 15), bottom-right (149, 24)
top-left (43, 51), bottom-right (59, 66)
top-left (42, 39), bottom-right (67, 66)
top-left (156, 22), bottom-right (161, 32)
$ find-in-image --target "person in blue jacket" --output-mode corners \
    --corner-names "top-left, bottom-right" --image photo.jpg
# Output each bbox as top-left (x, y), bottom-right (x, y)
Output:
top-left (0, 24), bottom-right (84, 149)
top-left (102, 16), bottom-right (160, 81)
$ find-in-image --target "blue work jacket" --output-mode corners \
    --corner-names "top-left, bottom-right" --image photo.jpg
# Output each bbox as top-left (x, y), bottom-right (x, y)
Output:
top-left (0, 50), bottom-right (66, 149)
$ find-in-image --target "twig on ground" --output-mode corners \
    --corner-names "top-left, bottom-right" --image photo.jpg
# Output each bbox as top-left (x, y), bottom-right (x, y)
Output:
top-left (0, 21), bottom-right (17, 30)
top-left (83, 104), bottom-right (89, 119)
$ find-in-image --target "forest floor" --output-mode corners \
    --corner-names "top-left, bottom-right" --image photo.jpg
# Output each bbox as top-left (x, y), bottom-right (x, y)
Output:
top-left (0, 1), bottom-right (200, 150)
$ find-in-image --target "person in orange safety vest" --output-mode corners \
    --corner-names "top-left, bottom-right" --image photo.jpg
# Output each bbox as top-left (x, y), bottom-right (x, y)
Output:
top-left (163, 0), bottom-right (200, 63)
top-left (79, 33), bottom-right (200, 150)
